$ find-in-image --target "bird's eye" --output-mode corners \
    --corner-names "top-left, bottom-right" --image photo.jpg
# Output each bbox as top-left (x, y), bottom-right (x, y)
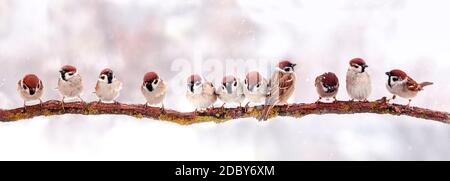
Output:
top-left (154, 79), bottom-right (159, 84)
top-left (233, 81), bottom-right (237, 87)
top-left (23, 85), bottom-right (27, 89)
top-left (195, 82), bottom-right (201, 86)
top-left (244, 79), bottom-right (247, 84)
top-left (68, 72), bottom-right (74, 76)
top-left (256, 84), bottom-right (260, 88)
top-left (284, 67), bottom-right (290, 72)
top-left (352, 65), bottom-right (359, 68)
top-left (393, 77), bottom-right (399, 81)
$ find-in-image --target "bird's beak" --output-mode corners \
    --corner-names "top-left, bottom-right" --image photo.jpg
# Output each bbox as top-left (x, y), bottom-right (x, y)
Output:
top-left (29, 88), bottom-right (35, 95)
top-left (226, 84), bottom-right (233, 94)
top-left (385, 72), bottom-right (391, 76)
top-left (363, 64), bottom-right (368, 68)
top-left (292, 64), bottom-right (297, 67)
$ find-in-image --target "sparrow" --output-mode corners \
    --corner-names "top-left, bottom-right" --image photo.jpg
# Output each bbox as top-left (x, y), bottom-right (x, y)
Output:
top-left (346, 58), bottom-right (372, 101)
top-left (243, 71), bottom-right (268, 106)
top-left (385, 69), bottom-right (433, 106)
top-left (94, 68), bottom-right (123, 103)
top-left (258, 60), bottom-right (297, 121)
top-left (141, 72), bottom-right (167, 110)
top-left (57, 65), bottom-right (84, 108)
top-left (315, 72), bottom-right (339, 103)
top-left (216, 75), bottom-right (245, 108)
top-left (17, 74), bottom-right (44, 109)
top-left (186, 74), bottom-right (217, 111)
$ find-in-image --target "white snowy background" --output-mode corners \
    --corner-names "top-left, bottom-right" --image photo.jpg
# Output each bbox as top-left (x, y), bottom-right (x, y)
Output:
top-left (0, 0), bottom-right (449, 160)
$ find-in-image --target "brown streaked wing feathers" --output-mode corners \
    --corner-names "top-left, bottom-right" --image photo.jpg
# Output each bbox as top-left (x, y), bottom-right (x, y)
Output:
top-left (405, 77), bottom-right (420, 91)
top-left (267, 72), bottom-right (294, 105)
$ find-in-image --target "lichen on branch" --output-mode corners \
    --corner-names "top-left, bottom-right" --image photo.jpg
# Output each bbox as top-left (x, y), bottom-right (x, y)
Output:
top-left (0, 97), bottom-right (449, 124)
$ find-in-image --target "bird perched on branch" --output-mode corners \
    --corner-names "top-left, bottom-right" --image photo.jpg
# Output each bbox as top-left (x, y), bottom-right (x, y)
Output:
top-left (57, 65), bottom-right (84, 109)
top-left (186, 74), bottom-right (217, 111)
top-left (17, 74), bottom-right (44, 110)
top-left (346, 58), bottom-right (372, 102)
top-left (243, 71), bottom-right (268, 107)
top-left (95, 68), bottom-right (122, 103)
top-left (216, 75), bottom-right (245, 108)
top-left (141, 72), bottom-right (167, 110)
top-left (385, 69), bottom-right (433, 106)
top-left (258, 60), bottom-right (297, 121)
top-left (315, 72), bottom-right (339, 103)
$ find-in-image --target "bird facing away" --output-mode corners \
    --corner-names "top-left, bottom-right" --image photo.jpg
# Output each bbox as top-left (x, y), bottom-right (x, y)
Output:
top-left (258, 60), bottom-right (297, 121)
top-left (315, 72), bottom-right (339, 103)
top-left (385, 69), bottom-right (433, 106)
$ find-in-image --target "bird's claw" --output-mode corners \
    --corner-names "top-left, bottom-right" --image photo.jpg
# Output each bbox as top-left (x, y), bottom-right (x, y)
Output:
top-left (333, 97), bottom-right (338, 103)
top-left (244, 102), bottom-right (250, 112)
top-left (61, 99), bottom-right (66, 112)
top-left (160, 104), bottom-right (166, 114)
top-left (315, 98), bottom-right (322, 104)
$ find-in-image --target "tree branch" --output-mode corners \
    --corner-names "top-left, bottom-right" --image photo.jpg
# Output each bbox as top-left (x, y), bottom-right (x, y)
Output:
top-left (0, 97), bottom-right (448, 124)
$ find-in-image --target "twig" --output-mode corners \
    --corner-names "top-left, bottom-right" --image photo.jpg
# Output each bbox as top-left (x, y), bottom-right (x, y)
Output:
top-left (0, 97), bottom-right (448, 125)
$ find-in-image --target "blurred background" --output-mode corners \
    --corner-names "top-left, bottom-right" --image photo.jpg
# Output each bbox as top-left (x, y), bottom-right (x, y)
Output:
top-left (0, 0), bottom-right (449, 160)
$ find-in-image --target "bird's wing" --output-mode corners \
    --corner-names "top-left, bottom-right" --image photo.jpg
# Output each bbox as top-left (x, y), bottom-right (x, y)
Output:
top-left (267, 72), bottom-right (295, 105)
top-left (281, 74), bottom-right (296, 100)
top-left (314, 75), bottom-right (322, 88)
top-left (277, 72), bottom-right (295, 91)
top-left (258, 79), bottom-right (269, 94)
top-left (279, 74), bottom-right (295, 90)
top-left (78, 75), bottom-right (83, 84)
top-left (114, 80), bottom-right (123, 91)
top-left (405, 77), bottom-right (420, 91)
top-left (155, 81), bottom-right (167, 97)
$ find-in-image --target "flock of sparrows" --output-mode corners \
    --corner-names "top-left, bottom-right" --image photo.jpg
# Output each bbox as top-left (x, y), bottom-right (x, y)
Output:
top-left (17, 58), bottom-right (433, 121)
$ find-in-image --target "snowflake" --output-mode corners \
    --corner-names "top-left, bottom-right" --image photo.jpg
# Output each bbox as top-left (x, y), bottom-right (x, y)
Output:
top-left (0, 78), bottom-right (5, 88)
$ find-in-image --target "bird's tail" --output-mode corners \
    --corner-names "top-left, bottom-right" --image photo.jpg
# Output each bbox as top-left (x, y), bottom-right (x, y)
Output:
top-left (257, 104), bottom-right (274, 121)
top-left (419, 82), bottom-right (433, 90)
